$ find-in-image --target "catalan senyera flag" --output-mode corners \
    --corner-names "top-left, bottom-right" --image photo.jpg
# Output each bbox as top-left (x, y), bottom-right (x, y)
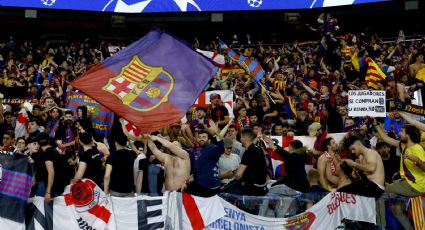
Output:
top-left (219, 41), bottom-right (265, 82)
top-left (409, 195), bottom-right (425, 230)
top-left (416, 68), bottom-right (425, 82)
top-left (365, 57), bottom-right (387, 89)
top-left (71, 30), bottom-right (217, 133)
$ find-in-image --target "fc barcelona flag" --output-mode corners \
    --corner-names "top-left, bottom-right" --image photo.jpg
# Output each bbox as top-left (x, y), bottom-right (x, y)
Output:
top-left (71, 30), bottom-right (217, 133)
top-left (0, 153), bottom-right (33, 224)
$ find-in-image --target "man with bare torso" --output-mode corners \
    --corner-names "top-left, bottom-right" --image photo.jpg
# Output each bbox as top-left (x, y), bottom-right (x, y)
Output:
top-left (342, 135), bottom-right (385, 194)
top-left (409, 53), bottom-right (425, 77)
top-left (317, 137), bottom-right (340, 191)
top-left (147, 135), bottom-right (191, 192)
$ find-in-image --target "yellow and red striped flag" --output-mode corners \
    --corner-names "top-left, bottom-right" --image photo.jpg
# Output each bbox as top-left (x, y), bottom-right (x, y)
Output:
top-left (410, 196), bottom-right (424, 230)
top-left (365, 57), bottom-right (387, 89)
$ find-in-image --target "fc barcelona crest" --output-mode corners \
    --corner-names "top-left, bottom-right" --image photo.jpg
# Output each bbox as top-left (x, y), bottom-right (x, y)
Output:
top-left (102, 56), bottom-right (174, 111)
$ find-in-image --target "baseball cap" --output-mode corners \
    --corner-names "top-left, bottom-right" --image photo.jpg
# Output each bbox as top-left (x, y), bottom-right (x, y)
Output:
top-left (223, 137), bottom-right (233, 148)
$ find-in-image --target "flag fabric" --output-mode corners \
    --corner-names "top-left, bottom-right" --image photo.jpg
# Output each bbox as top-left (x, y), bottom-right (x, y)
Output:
top-left (120, 118), bottom-right (143, 140)
top-left (219, 41), bottom-right (265, 82)
top-left (66, 91), bottom-right (115, 135)
top-left (220, 67), bottom-right (246, 78)
top-left (15, 108), bottom-right (29, 139)
top-left (168, 192), bottom-right (225, 230)
top-left (351, 52), bottom-right (366, 72)
top-left (63, 179), bottom-right (115, 230)
top-left (111, 193), bottom-right (167, 230)
top-left (416, 68), bottom-right (425, 82)
top-left (196, 49), bottom-right (225, 66)
top-left (284, 96), bottom-right (297, 120)
top-left (193, 90), bottom-right (234, 118)
top-left (25, 196), bottom-right (101, 230)
top-left (71, 30), bottom-right (217, 133)
top-left (0, 153), bottom-right (33, 224)
top-left (267, 148), bottom-right (285, 179)
top-left (365, 57), bottom-right (387, 89)
top-left (409, 195), bottom-right (425, 230)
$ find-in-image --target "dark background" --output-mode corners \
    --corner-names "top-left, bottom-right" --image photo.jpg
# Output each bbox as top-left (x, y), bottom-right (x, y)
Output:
top-left (0, 0), bottom-right (423, 45)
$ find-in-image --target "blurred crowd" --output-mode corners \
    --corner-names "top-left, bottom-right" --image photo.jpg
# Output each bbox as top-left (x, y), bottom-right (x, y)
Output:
top-left (0, 13), bottom-right (424, 229)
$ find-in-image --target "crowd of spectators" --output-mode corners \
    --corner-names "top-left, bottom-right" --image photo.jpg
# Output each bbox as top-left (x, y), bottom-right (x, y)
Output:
top-left (1, 13), bottom-right (424, 229)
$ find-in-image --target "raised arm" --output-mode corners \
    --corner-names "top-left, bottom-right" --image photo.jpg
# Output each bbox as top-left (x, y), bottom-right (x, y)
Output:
top-left (147, 137), bottom-right (169, 163)
top-left (399, 112), bottom-right (425, 131)
top-left (300, 81), bottom-right (317, 96)
top-left (150, 135), bottom-right (188, 160)
top-left (375, 125), bottom-right (400, 147)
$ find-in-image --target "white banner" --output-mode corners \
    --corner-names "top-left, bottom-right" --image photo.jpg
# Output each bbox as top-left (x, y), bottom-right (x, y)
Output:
top-left (20, 184), bottom-right (375, 230)
top-left (207, 192), bottom-right (376, 230)
top-left (348, 90), bottom-right (386, 117)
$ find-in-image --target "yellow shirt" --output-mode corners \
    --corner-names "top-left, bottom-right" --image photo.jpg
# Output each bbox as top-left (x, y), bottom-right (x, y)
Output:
top-left (400, 143), bottom-right (425, 192)
top-left (420, 132), bottom-right (425, 149)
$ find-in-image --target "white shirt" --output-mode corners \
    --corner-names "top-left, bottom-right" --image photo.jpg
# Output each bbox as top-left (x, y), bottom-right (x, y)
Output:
top-left (133, 153), bottom-right (146, 185)
top-left (218, 153), bottom-right (241, 184)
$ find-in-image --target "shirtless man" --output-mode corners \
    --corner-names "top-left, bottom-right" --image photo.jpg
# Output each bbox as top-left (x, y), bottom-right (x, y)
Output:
top-left (317, 137), bottom-right (340, 191)
top-left (342, 135), bottom-right (385, 193)
top-left (147, 135), bottom-right (191, 192)
top-left (409, 53), bottom-right (425, 78)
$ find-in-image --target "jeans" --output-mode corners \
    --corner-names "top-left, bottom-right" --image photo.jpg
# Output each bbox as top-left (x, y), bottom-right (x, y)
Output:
top-left (32, 182), bottom-right (46, 197)
top-left (31, 182), bottom-right (60, 198)
top-left (148, 164), bottom-right (162, 196)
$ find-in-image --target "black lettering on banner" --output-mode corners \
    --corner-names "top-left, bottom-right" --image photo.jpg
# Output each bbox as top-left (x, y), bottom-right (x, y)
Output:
top-left (25, 201), bottom-right (53, 230)
top-left (137, 199), bottom-right (164, 230)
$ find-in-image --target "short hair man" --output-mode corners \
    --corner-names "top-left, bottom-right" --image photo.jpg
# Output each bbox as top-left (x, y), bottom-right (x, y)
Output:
top-left (343, 135), bottom-right (385, 197)
top-left (317, 137), bottom-right (340, 191)
top-left (234, 129), bottom-right (268, 196)
top-left (104, 132), bottom-right (137, 197)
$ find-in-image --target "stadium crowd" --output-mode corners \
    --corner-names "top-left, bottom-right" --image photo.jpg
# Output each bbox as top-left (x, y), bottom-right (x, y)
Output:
top-left (0, 14), bottom-right (424, 229)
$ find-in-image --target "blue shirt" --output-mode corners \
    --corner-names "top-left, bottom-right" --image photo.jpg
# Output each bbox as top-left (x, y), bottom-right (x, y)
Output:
top-left (190, 141), bottom-right (224, 189)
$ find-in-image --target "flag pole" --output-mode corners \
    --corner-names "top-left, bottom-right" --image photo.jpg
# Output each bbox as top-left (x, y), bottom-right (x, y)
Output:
top-left (258, 82), bottom-right (276, 104)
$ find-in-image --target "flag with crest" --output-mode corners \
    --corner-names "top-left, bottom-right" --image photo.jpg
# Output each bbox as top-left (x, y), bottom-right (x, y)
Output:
top-left (71, 30), bottom-right (217, 133)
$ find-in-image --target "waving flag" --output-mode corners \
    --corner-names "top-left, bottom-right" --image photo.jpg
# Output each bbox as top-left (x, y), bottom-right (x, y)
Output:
top-left (0, 153), bottom-right (33, 225)
top-left (71, 30), bottom-right (217, 133)
top-left (196, 49), bottom-right (225, 66)
top-left (219, 41), bottom-right (265, 82)
top-left (365, 57), bottom-right (387, 89)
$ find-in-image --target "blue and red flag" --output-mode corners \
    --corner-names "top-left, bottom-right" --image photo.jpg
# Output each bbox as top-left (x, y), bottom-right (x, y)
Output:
top-left (0, 153), bottom-right (33, 224)
top-left (66, 91), bottom-right (114, 135)
top-left (219, 40), bottom-right (265, 82)
top-left (71, 30), bottom-right (217, 133)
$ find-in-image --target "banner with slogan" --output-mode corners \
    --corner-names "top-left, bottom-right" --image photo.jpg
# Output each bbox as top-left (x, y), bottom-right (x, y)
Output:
top-left (1, 99), bottom-right (32, 105)
top-left (348, 90), bottom-right (386, 117)
top-left (19, 190), bottom-right (376, 230)
top-left (66, 91), bottom-right (114, 135)
top-left (206, 192), bottom-right (375, 230)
